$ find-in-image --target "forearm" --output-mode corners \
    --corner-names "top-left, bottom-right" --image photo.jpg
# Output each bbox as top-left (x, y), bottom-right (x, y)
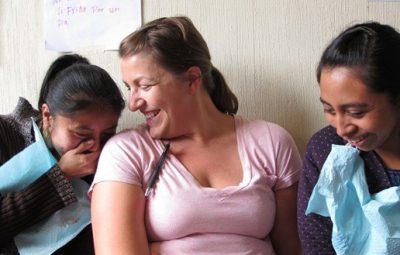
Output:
top-left (271, 183), bottom-right (302, 255)
top-left (0, 165), bottom-right (76, 244)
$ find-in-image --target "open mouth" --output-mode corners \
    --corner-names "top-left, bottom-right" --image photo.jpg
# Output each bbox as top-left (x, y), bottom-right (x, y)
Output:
top-left (347, 134), bottom-right (368, 146)
top-left (144, 110), bottom-right (160, 124)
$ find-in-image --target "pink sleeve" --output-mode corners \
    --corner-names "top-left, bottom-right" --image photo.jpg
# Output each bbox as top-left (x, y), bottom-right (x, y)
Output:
top-left (266, 123), bottom-right (302, 190)
top-left (91, 129), bottom-right (145, 189)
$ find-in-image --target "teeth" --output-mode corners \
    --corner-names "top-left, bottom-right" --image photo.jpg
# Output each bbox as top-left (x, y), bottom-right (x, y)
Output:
top-left (349, 135), bottom-right (365, 143)
top-left (145, 111), bottom-right (157, 119)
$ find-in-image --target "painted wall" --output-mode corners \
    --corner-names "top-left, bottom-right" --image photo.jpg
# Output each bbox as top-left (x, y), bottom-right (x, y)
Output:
top-left (1, 0), bottom-right (400, 154)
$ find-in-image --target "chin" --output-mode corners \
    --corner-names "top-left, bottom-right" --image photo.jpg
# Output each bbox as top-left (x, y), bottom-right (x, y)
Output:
top-left (148, 125), bottom-right (174, 140)
top-left (355, 143), bottom-right (376, 152)
top-left (148, 129), bottom-right (163, 140)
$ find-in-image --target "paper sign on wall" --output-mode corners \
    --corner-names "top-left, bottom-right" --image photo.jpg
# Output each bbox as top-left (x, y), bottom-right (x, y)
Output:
top-left (44, 0), bottom-right (141, 52)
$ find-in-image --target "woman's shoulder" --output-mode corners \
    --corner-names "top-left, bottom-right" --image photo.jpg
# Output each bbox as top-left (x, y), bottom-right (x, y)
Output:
top-left (109, 123), bottom-right (149, 141)
top-left (304, 125), bottom-right (346, 166)
top-left (1, 97), bottom-right (39, 126)
top-left (307, 125), bottom-right (345, 150)
top-left (236, 115), bottom-right (282, 131)
top-left (0, 97), bottom-right (39, 150)
top-left (236, 115), bottom-right (294, 142)
top-left (103, 123), bottom-right (157, 153)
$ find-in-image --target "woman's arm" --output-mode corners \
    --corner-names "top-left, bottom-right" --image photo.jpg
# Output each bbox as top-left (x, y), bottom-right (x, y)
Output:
top-left (270, 182), bottom-right (302, 255)
top-left (0, 116), bottom-right (77, 245)
top-left (91, 181), bottom-right (150, 255)
top-left (297, 152), bottom-right (335, 255)
top-left (0, 165), bottom-right (76, 245)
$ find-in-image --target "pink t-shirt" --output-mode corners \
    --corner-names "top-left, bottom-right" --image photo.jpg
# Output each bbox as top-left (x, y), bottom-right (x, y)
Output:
top-left (92, 116), bottom-right (302, 255)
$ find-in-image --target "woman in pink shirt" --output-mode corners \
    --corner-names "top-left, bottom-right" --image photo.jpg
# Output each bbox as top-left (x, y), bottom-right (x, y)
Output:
top-left (91, 16), bottom-right (302, 255)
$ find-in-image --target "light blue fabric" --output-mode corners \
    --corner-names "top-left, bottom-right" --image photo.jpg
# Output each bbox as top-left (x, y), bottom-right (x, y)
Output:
top-left (0, 119), bottom-right (91, 255)
top-left (0, 119), bottom-right (57, 192)
top-left (306, 144), bottom-right (400, 255)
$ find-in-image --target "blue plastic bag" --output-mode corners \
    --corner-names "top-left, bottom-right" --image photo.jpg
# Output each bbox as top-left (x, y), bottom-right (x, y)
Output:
top-left (0, 119), bottom-right (90, 255)
top-left (306, 144), bottom-right (400, 255)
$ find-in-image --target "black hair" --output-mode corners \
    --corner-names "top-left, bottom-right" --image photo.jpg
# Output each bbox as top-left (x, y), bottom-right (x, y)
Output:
top-left (38, 54), bottom-right (125, 116)
top-left (316, 21), bottom-right (400, 101)
top-left (119, 16), bottom-right (238, 114)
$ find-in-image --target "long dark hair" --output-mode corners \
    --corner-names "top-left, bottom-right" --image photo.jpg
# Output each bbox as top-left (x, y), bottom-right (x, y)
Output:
top-left (119, 16), bottom-right (238, 114)
top-left (317, 21), bottom-right (400, 101)
top-left (38, 54), bottom-right (125, 116)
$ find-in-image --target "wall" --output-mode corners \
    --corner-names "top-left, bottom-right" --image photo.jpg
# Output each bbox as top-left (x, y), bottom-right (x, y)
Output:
top-left (1, 0), bottom-right (400, 154)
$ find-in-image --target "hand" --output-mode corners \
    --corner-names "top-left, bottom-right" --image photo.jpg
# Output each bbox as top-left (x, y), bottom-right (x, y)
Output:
top-left (58, 140), bottom-right (101, 179)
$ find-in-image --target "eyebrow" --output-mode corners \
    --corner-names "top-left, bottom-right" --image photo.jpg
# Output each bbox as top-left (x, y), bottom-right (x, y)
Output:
top-left (122, 78), bottom-right (156, 87)
top-left (319, 98), bottom-right (369, 108)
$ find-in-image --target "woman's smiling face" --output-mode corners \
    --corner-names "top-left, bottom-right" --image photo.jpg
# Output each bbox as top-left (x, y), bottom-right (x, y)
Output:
top-left (319, 66), bottom-right (400, 153)
top-left (120, 53), bottom-right (194, 140)
top-left (43, 105), bottom-right (119, 157)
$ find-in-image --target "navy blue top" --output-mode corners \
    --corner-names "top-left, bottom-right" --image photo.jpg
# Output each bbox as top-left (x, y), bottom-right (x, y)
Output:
top-left (297, 125), bottom-right (394, 255)
top-left (387, 169), bottom-right (400, 186)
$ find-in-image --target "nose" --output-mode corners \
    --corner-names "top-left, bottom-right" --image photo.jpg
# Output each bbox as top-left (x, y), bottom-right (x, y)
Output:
top-left (333, 114), bottom-right (356, 139)
top-left (129, 89), bottom-right (145, 112)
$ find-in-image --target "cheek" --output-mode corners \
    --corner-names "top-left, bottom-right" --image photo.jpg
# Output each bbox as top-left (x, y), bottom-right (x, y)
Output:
top-left (51, 130), bottom-right (81, 154)
top-left (324, 113), bottom-right (336, 128)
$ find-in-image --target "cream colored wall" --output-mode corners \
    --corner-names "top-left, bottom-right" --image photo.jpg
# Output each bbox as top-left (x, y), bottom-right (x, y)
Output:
top-left (1, 0), bottom-right (400, 154)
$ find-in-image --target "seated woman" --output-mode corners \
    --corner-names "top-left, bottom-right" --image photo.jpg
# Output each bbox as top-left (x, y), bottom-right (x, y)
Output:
top-left (0, 54), bottom-right (125, 254)
top-left (91, 16), bottom-right (302, 255)
top-left (298, 22), bottom-right (400, 254)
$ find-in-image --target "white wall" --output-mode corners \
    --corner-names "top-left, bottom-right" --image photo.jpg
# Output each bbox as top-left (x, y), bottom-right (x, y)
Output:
top-left (1, 0), bottom-right (400, 154)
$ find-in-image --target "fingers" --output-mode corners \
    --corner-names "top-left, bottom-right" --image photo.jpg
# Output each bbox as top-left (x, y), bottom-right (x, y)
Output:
top-left (73, 139), bottom-right (96, 154)
top-left (58, 140), bottom-right (102, 179)
top-left (71, 150), bottom-right (100, 177)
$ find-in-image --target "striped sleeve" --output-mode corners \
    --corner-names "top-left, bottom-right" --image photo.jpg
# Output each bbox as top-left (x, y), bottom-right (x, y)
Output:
top-left (0, 164), bottom-right (76, 245)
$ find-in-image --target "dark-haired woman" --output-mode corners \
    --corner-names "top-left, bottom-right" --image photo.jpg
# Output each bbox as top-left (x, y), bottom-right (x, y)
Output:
top-left (91, 16), bottom-right (302, 255)
top-left (0, 54), bottom-right (125, 254)
top-left (298, 22), bottom-right (400, 254)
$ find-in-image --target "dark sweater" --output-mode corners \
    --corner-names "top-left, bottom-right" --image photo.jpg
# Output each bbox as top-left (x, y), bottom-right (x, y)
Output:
top-left (297, 125), bottom-right (398, 255)
top-left (0, 98), bottom-right (93, 255)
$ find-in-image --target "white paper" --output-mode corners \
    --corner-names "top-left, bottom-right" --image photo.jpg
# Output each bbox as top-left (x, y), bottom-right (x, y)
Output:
top-left (44, 0), bottom-right (141, 52)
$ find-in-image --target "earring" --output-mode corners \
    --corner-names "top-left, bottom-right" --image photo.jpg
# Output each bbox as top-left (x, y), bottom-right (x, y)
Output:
top-left (42, 128), bottom-right (50, 139)
top-left (41, 127), bottom-right (54, 150)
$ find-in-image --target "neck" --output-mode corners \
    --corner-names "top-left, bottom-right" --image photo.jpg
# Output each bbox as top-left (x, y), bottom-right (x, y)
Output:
top-left (375, 123), bottom-right (400, 170)
top-left (173, 93), bottom-right (235, 145)
top-left (376, 149), bottom-right (400, 170)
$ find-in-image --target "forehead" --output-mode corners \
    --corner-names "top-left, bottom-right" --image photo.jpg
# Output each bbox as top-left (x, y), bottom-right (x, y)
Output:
top-left (320, 67), bottom-right (369, 95)
top-left (120, 53), bottom-right (166, 80)
top-left (55, 106), bottom-right (118, 130)
top-left (319, 67), bottom-right (392, 106)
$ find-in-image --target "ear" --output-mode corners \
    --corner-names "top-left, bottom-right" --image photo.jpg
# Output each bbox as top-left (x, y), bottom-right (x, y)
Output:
top-left (186, 66), bottom-right (202, 95)
top-left (41, 104), bottom-right (53, 130)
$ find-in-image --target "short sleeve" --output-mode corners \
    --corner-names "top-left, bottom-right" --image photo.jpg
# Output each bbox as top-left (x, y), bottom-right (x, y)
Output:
top-left (267, 122), bottom-right (302, 190)
top-left (91, 129), bottom-right (145, 189)
top-left (236, 117), bottom-right (302, 191)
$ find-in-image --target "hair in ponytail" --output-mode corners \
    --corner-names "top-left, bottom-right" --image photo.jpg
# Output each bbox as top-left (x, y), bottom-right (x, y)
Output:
top-left (119, 16), bottom-right (238, 114)
top-left (317, 21), bottom-right (400, 102)
top-left (205, 66), bottom-right (238, 114)
top-left (38, 54), bottom-right (125, 116)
